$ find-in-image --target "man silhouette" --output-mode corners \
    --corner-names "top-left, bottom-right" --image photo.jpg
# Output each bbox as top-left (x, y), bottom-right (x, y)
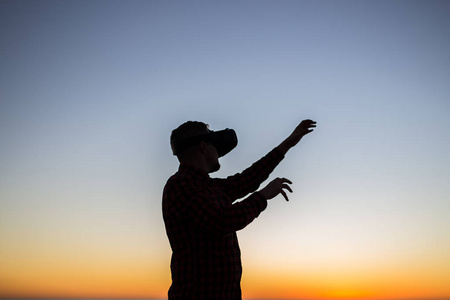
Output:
top-left (162, 119), bottom-right (316, 300)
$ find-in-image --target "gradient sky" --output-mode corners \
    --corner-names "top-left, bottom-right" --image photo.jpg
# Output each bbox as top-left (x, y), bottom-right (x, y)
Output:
top-left (1, 1), bottom-right (450, 299)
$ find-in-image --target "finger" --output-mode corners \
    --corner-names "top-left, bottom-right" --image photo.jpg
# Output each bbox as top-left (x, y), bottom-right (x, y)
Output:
top-left (282, 184), bottom-right (293, 193)
top-left (305, 120), bottom-right (317, 127)
top-left (280, 190), bottom-right (289, 202)
top-left (281, 178), bottom-right (292, 185)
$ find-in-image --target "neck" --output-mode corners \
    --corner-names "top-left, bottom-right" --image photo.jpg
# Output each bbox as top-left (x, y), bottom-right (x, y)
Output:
top-left (180, 158), bottom-right (209, 173)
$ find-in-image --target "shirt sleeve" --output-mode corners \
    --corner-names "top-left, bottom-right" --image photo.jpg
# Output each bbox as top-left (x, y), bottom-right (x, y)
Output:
top-left (214, 147), bottom-right (284, 202)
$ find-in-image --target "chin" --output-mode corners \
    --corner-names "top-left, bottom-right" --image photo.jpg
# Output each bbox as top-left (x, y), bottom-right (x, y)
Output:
top-left (209, 163), bottom-right (221, 173)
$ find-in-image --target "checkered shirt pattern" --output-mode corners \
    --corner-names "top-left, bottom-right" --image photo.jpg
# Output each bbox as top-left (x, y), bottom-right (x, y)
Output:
top-left (162, 148), bottom-right (284, 300)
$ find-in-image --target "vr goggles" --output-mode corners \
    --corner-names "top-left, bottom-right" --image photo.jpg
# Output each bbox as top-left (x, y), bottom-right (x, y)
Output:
top-left (171, 128), bottom-right (238, 157)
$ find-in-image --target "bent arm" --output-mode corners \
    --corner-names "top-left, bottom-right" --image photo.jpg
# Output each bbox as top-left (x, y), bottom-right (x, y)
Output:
top-left (168, 178), bottom-right (268, 235)
top-left (192, 192), bottom-right (267, 235)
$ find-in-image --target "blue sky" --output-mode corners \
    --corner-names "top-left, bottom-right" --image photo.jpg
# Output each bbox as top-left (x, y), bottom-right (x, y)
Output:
top-left (1, 1), bottom-right (450, 298)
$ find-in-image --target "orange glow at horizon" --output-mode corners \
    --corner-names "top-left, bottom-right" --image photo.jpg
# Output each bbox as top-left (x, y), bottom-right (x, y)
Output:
top-left (240, 261), bottom-right (450, 300)
top-left (6, 267), bottom-right (448, 299)
top-left (0, 264), bottom-right (168, 299)
top-left (2, 264), bottom-right (450, 300)
top-left (0, 247), bottom-right (170, 299)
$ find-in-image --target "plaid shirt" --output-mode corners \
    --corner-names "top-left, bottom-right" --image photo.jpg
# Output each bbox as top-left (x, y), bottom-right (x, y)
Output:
top-left (162, 148), bottom-right (284, 300)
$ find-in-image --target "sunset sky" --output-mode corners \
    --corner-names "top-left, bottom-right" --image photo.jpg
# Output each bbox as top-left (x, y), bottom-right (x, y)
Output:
top-left (1, 0), bottom-right (450, 299)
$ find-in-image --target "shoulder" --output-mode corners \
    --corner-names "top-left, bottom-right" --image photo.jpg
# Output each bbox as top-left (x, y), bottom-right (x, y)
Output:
top-left (163, 171), bottom-right (186, 193)
top-left (164, 168), bottom-right (206, 196)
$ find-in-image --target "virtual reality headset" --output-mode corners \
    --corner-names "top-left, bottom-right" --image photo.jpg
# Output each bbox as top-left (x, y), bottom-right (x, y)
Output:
top-left (171, 128), bottom-right (238, 157)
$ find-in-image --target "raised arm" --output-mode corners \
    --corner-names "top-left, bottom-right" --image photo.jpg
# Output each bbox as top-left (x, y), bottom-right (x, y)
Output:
top-left (217, 119), bottom-right (316, 202)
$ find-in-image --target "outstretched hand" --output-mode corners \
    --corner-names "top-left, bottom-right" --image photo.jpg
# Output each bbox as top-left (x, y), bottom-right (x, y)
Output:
top-left (259, 177), bottom-right (293, 202)
top-left (287, 119), bottom-right (316, 147)
top-left (277, 119), bottom-right (317, 155)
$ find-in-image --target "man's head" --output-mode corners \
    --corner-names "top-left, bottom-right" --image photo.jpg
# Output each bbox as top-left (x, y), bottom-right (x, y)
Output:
top-left (170, 121), bottom-right (237, 173)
